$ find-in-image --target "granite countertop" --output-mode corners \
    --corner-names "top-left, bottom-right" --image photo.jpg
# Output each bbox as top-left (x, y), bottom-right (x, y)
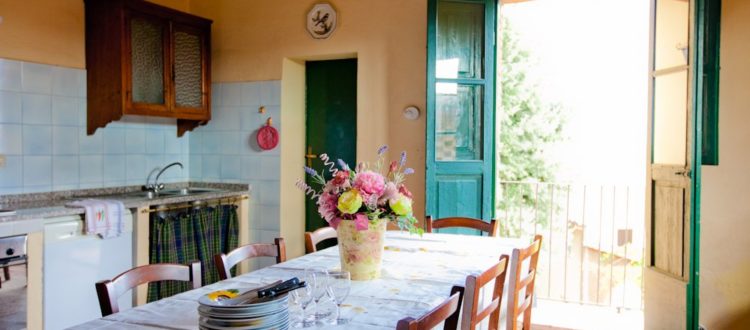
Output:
top-left (0, 182), bottom-right (252, 223)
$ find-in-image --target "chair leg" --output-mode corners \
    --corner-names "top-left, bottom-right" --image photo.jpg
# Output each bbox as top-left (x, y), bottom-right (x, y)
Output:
top-left (3, 265), bottom-right (10, 281)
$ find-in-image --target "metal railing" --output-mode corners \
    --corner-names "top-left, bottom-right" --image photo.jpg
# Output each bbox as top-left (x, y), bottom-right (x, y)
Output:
top-left (496, 181), bottom-right (644, 310)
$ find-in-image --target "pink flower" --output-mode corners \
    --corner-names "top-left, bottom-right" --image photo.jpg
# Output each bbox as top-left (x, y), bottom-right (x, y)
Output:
top-left (324, 170), bottom-right (351, 193)
top-left (354, 171), bottom-right (386, 199)
top-left (331, 170), bottom-right (351, 187)
top-left (317, 192), bottom-right (339, 222)
top-left (378, 182), bottom-right (399, 204)
top-left (398, 184), bottom-right (413, 199)
top-left (388, 161), bottom-right (398, 174)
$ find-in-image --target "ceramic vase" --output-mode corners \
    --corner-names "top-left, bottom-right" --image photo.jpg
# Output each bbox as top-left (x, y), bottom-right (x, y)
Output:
top-left (336, 217), bottom-right (387, 280)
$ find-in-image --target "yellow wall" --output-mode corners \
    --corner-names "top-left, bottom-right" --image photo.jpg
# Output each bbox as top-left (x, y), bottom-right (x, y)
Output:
top-left (0, 0), bottom-right (188, 68)
top-left (0, 0), bottom-right (85, 68)
top-left (699, 0), bottom-right (750, 328)
top-left (189, 0), bottom-right (428, 256)
top-left (0, 0), bottom-right (428, 258)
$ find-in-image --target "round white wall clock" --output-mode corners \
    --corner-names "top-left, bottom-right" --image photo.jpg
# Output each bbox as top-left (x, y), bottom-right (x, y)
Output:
top-left (307, 3), bottom-right (337, 39)
top-left (403, 106), bottom-right (420, 120)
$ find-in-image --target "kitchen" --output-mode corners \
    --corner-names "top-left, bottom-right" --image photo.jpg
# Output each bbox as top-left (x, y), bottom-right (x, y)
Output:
top-left (0, 0), bottom-right (422, 328)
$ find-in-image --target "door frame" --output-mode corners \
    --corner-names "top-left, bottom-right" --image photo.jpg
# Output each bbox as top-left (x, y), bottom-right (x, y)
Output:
top-left (686, 0), bottom-right (711, 327)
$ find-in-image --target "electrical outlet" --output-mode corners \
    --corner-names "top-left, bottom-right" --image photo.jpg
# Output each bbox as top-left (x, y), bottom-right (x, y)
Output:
top-left (0, 155), bottom-right (5, 168)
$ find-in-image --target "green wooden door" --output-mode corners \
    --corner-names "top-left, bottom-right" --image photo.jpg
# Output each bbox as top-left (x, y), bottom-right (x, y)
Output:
top-left (426, 0), bottom-right (496, 234)
top-left (305, 59), bottom-right (358, 233)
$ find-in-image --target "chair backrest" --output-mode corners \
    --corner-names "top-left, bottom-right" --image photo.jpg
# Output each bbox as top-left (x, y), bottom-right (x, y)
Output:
top-left (459, 255), bottom-right (509, 330)
top-left (425, 216), bottom-right (499, 237)
top-left (396, 291), bottom-right (462, 330)
top-left (215, 238), bottom-right (286, 280)
top-left (95, 261), bottom-right (201, 316)
top-left (506, 235), bottom-right (543, 330)
top-left (304, 226), bottom-right (338, 253)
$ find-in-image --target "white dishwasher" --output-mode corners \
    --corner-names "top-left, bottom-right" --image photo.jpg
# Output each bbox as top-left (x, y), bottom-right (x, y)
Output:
top-left (43, 210), bottom-right (134, 330)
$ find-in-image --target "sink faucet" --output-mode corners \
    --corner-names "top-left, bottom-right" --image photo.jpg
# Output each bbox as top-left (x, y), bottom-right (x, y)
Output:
top-left (144, 162), bottom-right (183, 194)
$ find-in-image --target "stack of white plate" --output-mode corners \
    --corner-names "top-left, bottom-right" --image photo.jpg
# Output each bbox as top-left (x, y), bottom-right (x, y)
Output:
top-left (198, 289), bottom-right (290, 330)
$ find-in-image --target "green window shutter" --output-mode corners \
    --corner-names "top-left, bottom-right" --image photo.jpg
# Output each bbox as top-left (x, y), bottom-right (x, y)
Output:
top-left (701, 0), bottom-right (721, 165)
top-left (426, 0), bottom-right (497, 232)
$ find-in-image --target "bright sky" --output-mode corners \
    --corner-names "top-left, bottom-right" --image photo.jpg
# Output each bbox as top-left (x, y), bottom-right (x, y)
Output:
top-left (502, 0), bottom-right (650, 186)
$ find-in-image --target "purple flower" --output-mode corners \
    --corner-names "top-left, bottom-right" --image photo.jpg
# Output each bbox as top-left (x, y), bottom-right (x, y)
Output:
top-left (404, 168), bottom-right (415, 175)
top-left (377, 145), bottom-right (388, 156)
top-left (337, 159), bottom-right (350, 170)
top-left (400, 151), bottom-right (407, 167)
top-left (304, 166), bottom-right (318, 176)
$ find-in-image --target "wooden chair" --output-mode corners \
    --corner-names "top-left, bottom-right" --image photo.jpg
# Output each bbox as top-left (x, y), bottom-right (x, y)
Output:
top-left (458, 255), bottom-right (509, 330)
top-left (215, 238), bottom-right (286, 280)
top-left (304, 227), bottom-right (337, 253)
top-left (396, 291), bottom-right (462, 330)
top-left (425, 216), bottom-right (499, 237)
top-left (95, 261), bottom-right (201, 316)
top-left (506, 235), bottom-right (543, 330)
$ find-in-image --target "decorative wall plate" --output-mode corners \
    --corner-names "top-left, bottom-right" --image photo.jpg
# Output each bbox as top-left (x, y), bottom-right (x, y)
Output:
top-left (307, 3), bottom-right (337, 39)
top-left (257, 118), bottom-right (279, 151)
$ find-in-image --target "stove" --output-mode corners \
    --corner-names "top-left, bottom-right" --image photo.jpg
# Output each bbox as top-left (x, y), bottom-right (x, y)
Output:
top-left (0, 235), bottom-right (27, 265)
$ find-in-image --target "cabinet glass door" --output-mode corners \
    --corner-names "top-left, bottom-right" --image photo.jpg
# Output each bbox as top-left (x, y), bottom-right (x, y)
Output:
top-left (129, 15), bottom-right (167, 106)
top-left (173, 26), bottom-right (205, 110)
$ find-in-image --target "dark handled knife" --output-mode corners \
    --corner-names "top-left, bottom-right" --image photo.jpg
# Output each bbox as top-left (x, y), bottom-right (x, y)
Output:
top-left (215, 280), bottom-right (283, 306)
top-left (257, 277), bottom-right (305, 298)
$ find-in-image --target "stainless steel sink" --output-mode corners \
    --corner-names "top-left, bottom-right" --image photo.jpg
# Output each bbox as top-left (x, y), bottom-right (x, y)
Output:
top-left (158, 188), bottom-right (219, 196)
top-left (120, 188), bottom-right (217, 199)
top-left (122, 190), bottom-right (159, 199)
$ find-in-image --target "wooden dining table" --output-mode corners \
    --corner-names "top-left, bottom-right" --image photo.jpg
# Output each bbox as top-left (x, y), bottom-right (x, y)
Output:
top-left (71, 231), bottom-right (527, 329)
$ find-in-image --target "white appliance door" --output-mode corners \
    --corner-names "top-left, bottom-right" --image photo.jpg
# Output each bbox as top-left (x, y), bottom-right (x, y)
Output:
top-left (43, 214), bottom-right (133, 330)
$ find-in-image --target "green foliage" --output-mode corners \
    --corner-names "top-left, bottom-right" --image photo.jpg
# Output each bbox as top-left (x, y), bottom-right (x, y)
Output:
top-left (495, 19), bottom-right (566, 236)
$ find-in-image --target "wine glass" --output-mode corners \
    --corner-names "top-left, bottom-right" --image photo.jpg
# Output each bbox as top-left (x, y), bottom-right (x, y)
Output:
top-left (307, 267), bottom-right (331, 320)
top-left (292, 271), bottom-right (316, 328)
top-left (327, 271), bottom-right (351, 325)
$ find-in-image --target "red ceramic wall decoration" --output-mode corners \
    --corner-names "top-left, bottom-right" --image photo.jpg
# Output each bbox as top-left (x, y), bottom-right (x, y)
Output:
top-left (257, 118), bottom-right (279, 150)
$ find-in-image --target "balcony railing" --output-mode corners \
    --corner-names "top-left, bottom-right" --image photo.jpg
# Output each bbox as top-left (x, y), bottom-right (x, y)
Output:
top-left (496, 181), bottom-right (644, 310)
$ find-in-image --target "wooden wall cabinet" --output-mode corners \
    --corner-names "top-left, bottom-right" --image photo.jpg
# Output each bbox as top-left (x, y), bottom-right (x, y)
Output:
top-left (84, 0), bottom-right (212, 137)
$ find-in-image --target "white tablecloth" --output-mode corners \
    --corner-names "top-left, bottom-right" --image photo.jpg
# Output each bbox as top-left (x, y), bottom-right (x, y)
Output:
top-left (70, 231), bottom-right (527, 329)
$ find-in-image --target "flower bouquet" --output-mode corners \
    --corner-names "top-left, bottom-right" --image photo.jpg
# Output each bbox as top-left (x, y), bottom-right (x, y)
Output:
top-left (298, 145), bottom-right (421, 280)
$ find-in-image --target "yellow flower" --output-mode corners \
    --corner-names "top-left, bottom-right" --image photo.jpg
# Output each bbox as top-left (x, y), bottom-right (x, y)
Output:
top-left (337, 189), bottom-right (363, 214)
top-left (390, 194), bottom-right (412, 216)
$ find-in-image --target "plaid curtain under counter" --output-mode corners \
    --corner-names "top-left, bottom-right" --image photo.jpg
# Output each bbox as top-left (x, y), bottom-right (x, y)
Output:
top-left (147, 204), bottom-right (239, 302)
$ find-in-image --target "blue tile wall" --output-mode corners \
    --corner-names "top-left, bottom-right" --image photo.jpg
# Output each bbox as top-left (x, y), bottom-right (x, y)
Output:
top-left (188, 81), bottom-right (282, 246)
top-left (0, 59), bottom-right (282, 251)
top-left (0, 58), bottom-right (190, 193)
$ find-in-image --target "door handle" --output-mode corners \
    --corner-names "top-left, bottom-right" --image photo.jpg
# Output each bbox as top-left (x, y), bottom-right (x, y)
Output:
top-left (305, 146), bottom-right (317, 167)
top-left (674, 170), bottom-right (691, 177)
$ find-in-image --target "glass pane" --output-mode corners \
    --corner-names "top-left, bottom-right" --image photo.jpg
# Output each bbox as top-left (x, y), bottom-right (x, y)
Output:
top-left (654, 0), bottom-right (689, 70)
top-left (653, 70), bottom-right (688, 165)
top-left (130, 17), bottom-right (164, 104)
top-left (436, 84), bottom-right (483, 161)
top-left (174, 30), bottom-right (203, 108)
top-left (436, 0), bottom-right (484, 79)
